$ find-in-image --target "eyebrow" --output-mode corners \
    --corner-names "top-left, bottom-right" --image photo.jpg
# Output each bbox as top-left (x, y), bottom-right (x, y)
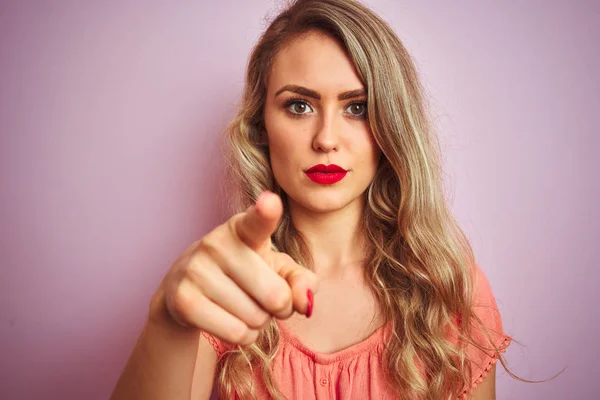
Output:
top-left (274, 85), bottom-right (366, 101)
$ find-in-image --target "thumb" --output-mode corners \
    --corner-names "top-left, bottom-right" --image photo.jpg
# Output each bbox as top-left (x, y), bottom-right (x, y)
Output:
top-left (234, 191), bottom-right (283, 254)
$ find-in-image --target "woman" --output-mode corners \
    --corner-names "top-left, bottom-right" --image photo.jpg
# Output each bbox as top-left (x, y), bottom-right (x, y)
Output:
top-left (112, 0), bottom-right (512, 398)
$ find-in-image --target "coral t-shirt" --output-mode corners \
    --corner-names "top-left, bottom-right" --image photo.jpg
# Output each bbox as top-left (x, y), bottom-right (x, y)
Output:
top-left (202, 265), bottom-right (511, 399)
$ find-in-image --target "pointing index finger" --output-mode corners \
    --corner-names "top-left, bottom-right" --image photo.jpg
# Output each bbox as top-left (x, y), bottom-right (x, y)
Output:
top-left (234, 191), bottom-right (283, 253)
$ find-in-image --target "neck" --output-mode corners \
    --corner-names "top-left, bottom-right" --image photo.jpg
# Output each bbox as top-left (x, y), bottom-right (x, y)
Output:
top-left (288, 196), bottom-right (368, 276)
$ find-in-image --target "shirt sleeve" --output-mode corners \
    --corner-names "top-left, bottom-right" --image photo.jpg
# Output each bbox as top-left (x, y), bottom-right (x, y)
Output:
top-left (200, 330), bottom-right (232, 359)
top-left (459, 264), bottom-right (512, 398)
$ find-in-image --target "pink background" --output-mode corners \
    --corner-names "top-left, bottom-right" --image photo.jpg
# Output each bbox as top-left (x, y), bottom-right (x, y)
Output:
top-left (1, 1), bottom-right (598, 399)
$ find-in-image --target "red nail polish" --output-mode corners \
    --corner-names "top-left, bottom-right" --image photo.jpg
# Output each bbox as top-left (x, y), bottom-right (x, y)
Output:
top-left (306, 289), bottom-right (314, 318)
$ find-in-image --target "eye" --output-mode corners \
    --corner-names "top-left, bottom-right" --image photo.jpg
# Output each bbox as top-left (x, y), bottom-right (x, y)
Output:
top-left (285, 100), bottom-right (313, 115)
top-left (345, 102), bottom-right (367, 118)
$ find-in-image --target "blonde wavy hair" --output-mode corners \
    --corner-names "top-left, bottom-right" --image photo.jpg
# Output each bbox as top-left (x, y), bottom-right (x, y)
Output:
top-left (217, 0), bottom-right (511, 398)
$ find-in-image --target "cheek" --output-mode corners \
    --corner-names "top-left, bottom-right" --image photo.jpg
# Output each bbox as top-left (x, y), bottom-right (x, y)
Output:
top-left (265, 121), bottom-right (302, 178)
top-left (348, 131), bottom-right (381, 164)
top-left (266, 114), bottom-right (310, 164)
top-left (264, 110), bottom-right (283, 155)
top-left (268, 131), bottom-right (296, 165)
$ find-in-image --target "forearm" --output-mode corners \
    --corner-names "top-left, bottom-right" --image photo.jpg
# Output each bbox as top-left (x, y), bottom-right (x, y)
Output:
top-left (110, 304), bottom-right (200, 400)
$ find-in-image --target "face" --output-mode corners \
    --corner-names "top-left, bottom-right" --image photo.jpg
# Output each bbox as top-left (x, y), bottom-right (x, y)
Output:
top-left (264, 31), bottom-right (382, 214)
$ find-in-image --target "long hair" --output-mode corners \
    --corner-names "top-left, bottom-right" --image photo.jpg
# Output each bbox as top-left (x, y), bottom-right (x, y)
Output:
top-left (218, 0), bottom-right (510, 398)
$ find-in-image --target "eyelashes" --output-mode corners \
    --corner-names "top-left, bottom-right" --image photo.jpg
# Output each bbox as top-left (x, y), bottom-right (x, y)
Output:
top-left (282, 96), bottom-right (368, 119)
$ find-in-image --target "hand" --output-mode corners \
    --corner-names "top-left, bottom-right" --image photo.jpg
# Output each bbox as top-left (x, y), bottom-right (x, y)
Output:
top-left (151, 191), bottom-right (318, 345)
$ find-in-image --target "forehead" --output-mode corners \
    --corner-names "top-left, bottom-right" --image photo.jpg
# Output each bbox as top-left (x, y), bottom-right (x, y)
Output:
top-left (267, 31), bottom-right (364, 95)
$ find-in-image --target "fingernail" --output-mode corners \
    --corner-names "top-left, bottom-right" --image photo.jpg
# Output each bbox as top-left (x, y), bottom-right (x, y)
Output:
top-left (306, 289), bottom-right (313, 318)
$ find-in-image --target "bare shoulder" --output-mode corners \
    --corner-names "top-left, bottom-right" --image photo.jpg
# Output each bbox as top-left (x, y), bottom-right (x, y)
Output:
top-left (469, 364), bottom-right (496, 400)
top-left (191, 333), bottom-right (219, 400)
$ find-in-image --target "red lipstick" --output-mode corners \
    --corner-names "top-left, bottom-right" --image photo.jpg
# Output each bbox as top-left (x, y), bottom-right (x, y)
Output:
top-left (305, 164), bottom-right (348, 184)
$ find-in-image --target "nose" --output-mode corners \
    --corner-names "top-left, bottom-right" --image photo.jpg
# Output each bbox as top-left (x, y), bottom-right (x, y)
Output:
top-left (312, 108), bottom-right (340, 153)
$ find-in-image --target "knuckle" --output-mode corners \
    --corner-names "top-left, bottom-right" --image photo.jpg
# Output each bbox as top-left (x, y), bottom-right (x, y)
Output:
top-left (226, 322), bottom-right (251, 344)
top-left (197, 235), bottom-right (219, 255)
top-left (184, 256), bottom-right (209, 283)
top-left (171, 282), bottom-right (196, 314)
top-left (265, 286), bottom-right (292, 314)
top-left (196, 236), bottom-right (227, 266)
top-left (242, 330), bottom-right (260, 345)
top-left (247, 310), bottom-right (271, 330)
top-left (226, 213), bottom-right (244, 236)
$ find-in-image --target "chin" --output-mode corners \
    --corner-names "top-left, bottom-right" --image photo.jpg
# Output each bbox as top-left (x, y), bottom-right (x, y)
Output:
top-left (287, 188), bottom-right (361, 214)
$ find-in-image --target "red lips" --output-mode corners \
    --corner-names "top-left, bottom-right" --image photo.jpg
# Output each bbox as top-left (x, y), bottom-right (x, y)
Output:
top-left (306, 164), bottom-right (347, 173)
top-left (305, 164), bottom-right (348, 184)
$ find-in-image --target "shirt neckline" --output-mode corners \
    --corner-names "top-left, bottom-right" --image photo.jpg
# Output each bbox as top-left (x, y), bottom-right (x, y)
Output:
top-left (275, 319), bottom-right (392, 365)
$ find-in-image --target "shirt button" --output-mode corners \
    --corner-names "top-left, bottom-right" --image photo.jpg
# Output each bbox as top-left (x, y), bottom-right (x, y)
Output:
top-left (320, 378), bottom-right (329, 386)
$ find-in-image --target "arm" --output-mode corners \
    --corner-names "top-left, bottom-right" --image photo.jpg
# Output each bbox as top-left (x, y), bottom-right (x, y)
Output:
top-left (469, 364), bottom-right (496, 400)
top-left (191, 335), bottom-right (220, 399)
top-left (111, 192), bottom-right (315, 399)
top-left (110, 296), bottom-right (218, 400)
